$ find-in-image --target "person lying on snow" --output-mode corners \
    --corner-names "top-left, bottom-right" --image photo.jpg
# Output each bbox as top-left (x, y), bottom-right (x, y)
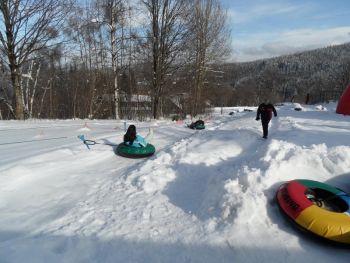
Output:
top-left (123, 125), bottom-right (153, 147)
top-left (256, 101), bottom-right (277, 139)
top-left (189, 119), bottom-right (204, 129)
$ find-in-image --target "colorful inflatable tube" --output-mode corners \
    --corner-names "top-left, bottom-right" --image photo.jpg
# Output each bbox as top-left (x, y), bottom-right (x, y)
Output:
top-left (116, 143), bottom-right (155, 158)
top-left (276, 179), bottom-right (350, 244)
top-left (194, 124), bottom-right (205, 130)
top-left (188, 120), bottom-right (205, 130)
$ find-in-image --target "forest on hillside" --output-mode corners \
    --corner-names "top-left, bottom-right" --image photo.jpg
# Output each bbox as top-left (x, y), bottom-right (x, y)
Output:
top-left (221, 43), bottom-right (350, 106)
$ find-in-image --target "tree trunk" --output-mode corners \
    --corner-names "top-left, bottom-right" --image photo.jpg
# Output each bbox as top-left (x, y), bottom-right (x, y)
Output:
top-left (153, 95), bottom-right (159, 119)
top-left (10, 67), bottom-right (24, 120)
top-left (0, 0), bottom-right (69, 120)
top-left (29, 62), bottom-right (41, 118)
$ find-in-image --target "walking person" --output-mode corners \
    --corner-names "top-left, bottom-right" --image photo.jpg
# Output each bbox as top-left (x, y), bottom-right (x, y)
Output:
top-left (305, 93), bottom-right (310, 104)
top-left (256, 101), bottom-right (277, 139)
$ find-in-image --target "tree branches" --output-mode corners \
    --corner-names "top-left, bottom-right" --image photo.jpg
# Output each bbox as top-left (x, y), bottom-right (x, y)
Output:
top-left (0, 0), bottom-right (71, 119)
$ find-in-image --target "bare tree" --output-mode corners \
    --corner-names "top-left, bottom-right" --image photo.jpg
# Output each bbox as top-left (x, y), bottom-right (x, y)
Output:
top-left (0, 0), bottom-right (70, 119)
top-left (64, 4), bottom-right (107, 119)
top-left (90, 0), bottom-right (127, 119)
top-left (187, 0), bottom-right (231, 116)
top-left (141, 0), bottom-right (189, 119)
top-left (101, 0), bottom-right (123, 119)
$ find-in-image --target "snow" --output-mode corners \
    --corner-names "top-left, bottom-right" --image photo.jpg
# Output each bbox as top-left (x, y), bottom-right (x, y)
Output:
top-left (0, 102), bottom-right (350, 263)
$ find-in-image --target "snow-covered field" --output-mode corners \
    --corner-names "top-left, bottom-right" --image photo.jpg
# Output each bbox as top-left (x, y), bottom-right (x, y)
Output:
top-left (0, 102), bottom-right (349, 263)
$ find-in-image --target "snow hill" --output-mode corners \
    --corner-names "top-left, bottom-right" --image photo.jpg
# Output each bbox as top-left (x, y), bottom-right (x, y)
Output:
top-left (0, 102), bottom-right (350, 263)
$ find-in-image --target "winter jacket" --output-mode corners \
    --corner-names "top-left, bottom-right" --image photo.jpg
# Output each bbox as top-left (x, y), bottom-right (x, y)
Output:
top-left (124, 134), bottom-right (147, 148)
top-left (256, 103), bottom-right (277, 121)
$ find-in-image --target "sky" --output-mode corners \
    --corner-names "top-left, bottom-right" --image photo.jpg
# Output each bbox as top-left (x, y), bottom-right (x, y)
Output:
top-left (220, 0), bottom-right (350, 62)
top-left (1, 103), bottom-right (350, 262)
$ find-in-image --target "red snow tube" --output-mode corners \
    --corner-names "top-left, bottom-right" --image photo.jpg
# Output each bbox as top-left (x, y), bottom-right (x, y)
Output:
top-left (336, 85), bottom-right (350, 115)
top-left (277, 179), bottom-right (350, 245)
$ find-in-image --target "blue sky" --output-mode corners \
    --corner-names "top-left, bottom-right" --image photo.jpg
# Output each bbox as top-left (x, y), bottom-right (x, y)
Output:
top-left (221, 0), bottom-right (350, 62)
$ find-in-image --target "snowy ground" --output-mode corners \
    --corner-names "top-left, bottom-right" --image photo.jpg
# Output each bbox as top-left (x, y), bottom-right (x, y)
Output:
top-left (0, 102), bottom-right (350, 263)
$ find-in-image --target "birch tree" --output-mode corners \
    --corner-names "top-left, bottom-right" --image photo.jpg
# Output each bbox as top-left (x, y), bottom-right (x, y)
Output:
top-left (90, 0), bottom-right (127, 119)
top-left (21, 60), bottom-right (41, 118)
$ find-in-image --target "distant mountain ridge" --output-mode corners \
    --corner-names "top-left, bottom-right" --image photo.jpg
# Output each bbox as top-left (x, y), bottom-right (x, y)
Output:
top-left (221, 42), bottom-right (350, 105)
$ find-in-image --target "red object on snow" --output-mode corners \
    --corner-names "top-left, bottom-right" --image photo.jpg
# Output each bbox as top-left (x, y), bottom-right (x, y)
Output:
top-left (276, 181), bottom-right (312, 220)
top-left (336, 85), bottom-right (350, 115)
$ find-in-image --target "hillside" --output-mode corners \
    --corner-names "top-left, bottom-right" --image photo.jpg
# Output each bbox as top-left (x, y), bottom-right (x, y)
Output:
top-left (219, 43), bottom-right (350, 105)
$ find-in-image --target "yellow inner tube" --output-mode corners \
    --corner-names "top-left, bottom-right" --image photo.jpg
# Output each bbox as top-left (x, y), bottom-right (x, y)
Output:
top-left (296, 205), bottom-right (350, 243)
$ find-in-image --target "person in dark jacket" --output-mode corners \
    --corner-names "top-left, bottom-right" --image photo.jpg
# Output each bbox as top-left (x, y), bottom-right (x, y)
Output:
top-left (189, 119), bottom-right (204, 129)
top-left (123, 125), bottom-right (153, 147)
top-left (256, 102), bottom-right (277, 139)
top-left (305, 93), bottom-right (310, 104)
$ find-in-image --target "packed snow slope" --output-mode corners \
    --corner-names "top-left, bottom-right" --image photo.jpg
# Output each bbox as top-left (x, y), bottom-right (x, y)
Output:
top-left (0, 103), bottom-right (350, 263)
